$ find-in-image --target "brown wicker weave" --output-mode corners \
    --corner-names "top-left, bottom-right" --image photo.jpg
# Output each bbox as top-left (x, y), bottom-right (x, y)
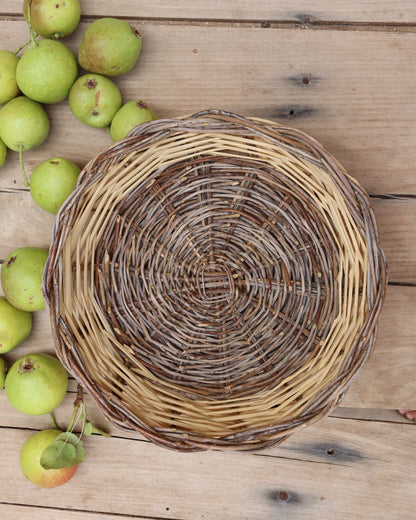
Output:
top-left (42, 109), bottom-right (388, 451)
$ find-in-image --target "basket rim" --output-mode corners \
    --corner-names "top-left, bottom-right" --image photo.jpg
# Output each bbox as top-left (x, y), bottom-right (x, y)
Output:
top-left (42, 109), bottom-right (388, 451)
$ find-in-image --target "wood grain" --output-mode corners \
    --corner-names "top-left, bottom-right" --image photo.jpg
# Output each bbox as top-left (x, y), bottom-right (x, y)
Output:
top-left (0, 21), bottom-right (415, 196)
top-left (373, 198), bottom-right (416, 284)
top-left (0, 417), bottom-right (414, 519)
top-left (2, 1), bottom-right (416, 23)
top-left (343, 285), bottom-right (416, 408)
top-left (1, 6), bottom-right (415, 518)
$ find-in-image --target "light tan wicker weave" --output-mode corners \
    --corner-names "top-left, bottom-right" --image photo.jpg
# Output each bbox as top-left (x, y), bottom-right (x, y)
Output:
top-left (42, 109), bottom-right (388, 451)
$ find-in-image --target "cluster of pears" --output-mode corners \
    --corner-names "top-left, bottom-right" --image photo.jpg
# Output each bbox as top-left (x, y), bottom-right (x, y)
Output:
top-left (5, 0), bottom-right (170, 489)
top-left (0, 245), bottom-right (75, 488)
top-left (0, 252), bottom-right (110, 489)
top-left (0, 0), bottom-right (158, 211)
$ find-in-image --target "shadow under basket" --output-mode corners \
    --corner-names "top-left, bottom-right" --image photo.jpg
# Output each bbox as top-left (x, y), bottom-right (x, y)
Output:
top-left (42, 109), bottom-right (388, 451)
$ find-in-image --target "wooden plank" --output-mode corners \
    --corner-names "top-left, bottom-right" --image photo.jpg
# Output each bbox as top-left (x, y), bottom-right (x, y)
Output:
top-left (0, 418), bottom-right (414, 519)
top-left (2, 1), bottom-right (416, 23)
top-left (1, 21), bottom-right (416, 196)
top-left (372, 198), bottom-right (416, 284)
top-left (342, 285), bottom-right (416, 408)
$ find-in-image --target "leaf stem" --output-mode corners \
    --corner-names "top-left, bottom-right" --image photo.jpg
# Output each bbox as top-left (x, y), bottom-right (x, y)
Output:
top-left (14, 38), bottom-right (32, 56)
top-left (91, 425), bottom-right (112, 437)
top-left (66, 403), bottom-right (82, 433)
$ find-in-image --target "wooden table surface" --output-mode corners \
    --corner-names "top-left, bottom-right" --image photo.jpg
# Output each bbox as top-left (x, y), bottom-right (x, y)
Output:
top-left (1, 2), bottom-right (415, 519)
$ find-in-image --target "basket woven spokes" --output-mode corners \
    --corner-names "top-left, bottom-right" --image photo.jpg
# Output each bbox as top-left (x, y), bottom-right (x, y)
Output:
top-left (43, 110), bottom-right (387, 451)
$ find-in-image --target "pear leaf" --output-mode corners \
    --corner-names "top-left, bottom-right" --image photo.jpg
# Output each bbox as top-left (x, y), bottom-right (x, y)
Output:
top-left (40, 433), bottom-right (86, 469)
top-left (40, 440), bottom-right (76, 469)
top-left (55, 431), bottom-right (79, 445)
top-left (83, 420), bottom-right (93, 436)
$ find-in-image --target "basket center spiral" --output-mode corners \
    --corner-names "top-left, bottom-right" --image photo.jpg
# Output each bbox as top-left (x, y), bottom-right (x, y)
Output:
top-left (98, 157), bottom-right (339, 399)
top-left (196, 262), bottom-right (234, 303)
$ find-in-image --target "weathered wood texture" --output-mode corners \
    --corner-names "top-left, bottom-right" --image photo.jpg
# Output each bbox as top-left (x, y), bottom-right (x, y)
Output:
top-left (2, 1), bottom-right (416, 23)
top-left (0, 4), bottom-right (415, 519)
top-left (342, 285), bottom-right (416, 408)
top-left (1, 21), bottom-right (415, 197)
top-left (0, 417), bottom-right (414, 519)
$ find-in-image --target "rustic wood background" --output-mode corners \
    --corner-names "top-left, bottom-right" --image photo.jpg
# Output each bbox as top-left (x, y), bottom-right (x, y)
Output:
top-left (0, 2), bottom-right (415, 519)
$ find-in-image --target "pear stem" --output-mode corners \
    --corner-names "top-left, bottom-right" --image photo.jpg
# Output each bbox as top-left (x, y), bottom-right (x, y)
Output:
top-left (66, 384), bottom-right (85, 433)
top-left (66, 403), bottom-right (81, 433)
top-left (18, 146), bottom-right (29, 187)
top-left (14, 38), bottom-right (32, 56)
top-left (26, 0), bottom-right (38, 47)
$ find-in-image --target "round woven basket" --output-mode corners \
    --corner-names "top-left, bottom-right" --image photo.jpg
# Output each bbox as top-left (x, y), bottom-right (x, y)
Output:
top-left (42, 109), bottom-right (388, 451)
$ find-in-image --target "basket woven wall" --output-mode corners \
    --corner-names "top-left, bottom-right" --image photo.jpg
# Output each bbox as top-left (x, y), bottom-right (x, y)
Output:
top-left (42, 109), bottom-right (388, 451)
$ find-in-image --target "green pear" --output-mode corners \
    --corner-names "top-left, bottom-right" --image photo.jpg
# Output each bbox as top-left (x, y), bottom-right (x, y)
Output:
top-left (0, 296), bottom-right (32, 353)
top-left (0, 137), bottom-right (6, 168)
top-left (30, 157), bottom-right (80, 214)
top-left (0, 96), bottom-right (49, 185)
top-left (1, 246), bottom-right (49, 311)
top-left (16, 39), bottom-right (78, 104)
top-left (0, 50), bottom-right (20, 105)
top-left (20, 429), bottom-right (78, 488)
top-left (68, 73), bottom-right (122, 127)
top-left (78, 17), bottom-right (142, 77)
top-left (110, 100), bottom-right (158, 142)
top-left (5, 353), bottom-right (68, 415)
top-left (23, 0), bottom-right (81, 39)
top-left (0, 96), bottom-right (49, 152)
top-left (0, 356), bottom-right (6, 389)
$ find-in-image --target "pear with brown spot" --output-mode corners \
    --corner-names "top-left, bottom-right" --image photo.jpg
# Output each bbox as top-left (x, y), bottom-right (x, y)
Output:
top-left (23, 0), bottom-right (81, 39)
top-left (78, 17), bottom-right (142, 76)
top-left (1, 247), bottom-right (48, 311)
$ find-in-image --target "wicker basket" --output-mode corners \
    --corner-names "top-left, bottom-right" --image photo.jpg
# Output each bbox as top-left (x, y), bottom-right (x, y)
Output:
top-left (42, 109), bottom-right (388, 451)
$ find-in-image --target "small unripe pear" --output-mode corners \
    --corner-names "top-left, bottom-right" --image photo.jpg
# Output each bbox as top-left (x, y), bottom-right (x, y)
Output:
top-left (5, 353), bottom-right (68, 415)
top-left (110, 100), bottom-right (158, 142)
top-left (0, 296), bottom-right (32, 353)
top-left (0, 50), bottom-right (20, 105)
top-left (23, 0), bottom-right (81, 39)
top-left (0, 96), bottom-right (49, 186)
top-left (1, 246), bottom-right (49, 311)
top-left (30, 157), bottom-right (81, 214)
top-left (0, 96), bottom-right (49, 152)
top-left (78, 18), bottom-right (142, 77)
top-left (20, 429), bottom-right (78, 488)
top-left (68, 73), bottom-right (122, 127)
top-left (16, 39), bottom-right (77, 104)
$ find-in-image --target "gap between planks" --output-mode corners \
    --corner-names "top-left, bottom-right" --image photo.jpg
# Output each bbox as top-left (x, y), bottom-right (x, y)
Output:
top-left (0, 502), bottom-right (173, 520)
top-left (1, 13), bottom-right (416, 32)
